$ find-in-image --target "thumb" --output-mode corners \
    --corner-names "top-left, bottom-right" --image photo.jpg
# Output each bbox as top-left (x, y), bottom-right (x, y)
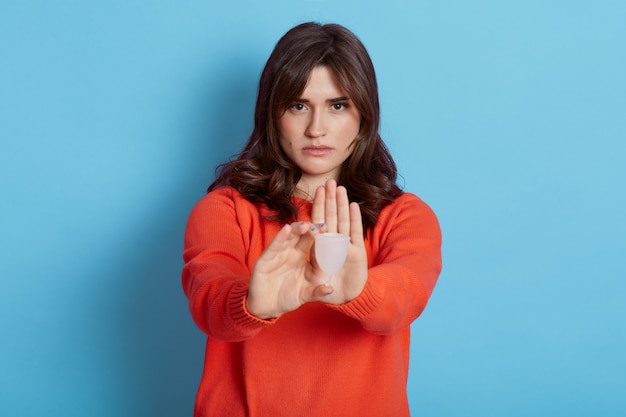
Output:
top-left (300, 284), bottom-right (335, 304)
top-left (311, 284), bottom-right (335, 299)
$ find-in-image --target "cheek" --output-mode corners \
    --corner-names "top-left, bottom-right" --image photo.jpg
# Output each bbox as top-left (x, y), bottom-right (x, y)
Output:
top-left (278, 116), bottom-right (297, 138)
top-left (278, 136), bottom-right (293, 155)
top-left (344, 119), bottom-right (361, 153)
top-left (342, 119), bottom-right (361, 143)
top-left (343, 113), bottom-right (360, 135)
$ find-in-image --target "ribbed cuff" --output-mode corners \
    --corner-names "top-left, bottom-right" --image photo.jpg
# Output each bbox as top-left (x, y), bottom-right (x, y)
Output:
top-left (228, 282), bottom-right (277, 330)
top-left (328, 276), bottom-right (384, 320)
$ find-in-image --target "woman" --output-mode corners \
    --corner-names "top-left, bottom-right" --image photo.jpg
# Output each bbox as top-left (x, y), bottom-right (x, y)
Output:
top-left (182, 22), bottom-right (442, 416)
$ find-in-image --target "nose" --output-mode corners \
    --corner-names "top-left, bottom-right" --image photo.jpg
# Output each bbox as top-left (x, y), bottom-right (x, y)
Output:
top-left (305, 109), bottom-right (326, 138)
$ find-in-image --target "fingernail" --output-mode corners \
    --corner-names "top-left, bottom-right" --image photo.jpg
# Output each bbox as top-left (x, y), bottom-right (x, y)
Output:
top-left (325, 290), bottom-right (334, 295)
top-left (311, 226), bottom-right (317, 231)
top-left (320, 223), bottom-right (326, 227)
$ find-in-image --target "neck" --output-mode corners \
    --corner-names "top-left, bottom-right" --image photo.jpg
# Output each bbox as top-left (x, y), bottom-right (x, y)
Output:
top-left (294, 174), bottom-right (338, 201)
top-left (292, 187), bottom-right (314, 202)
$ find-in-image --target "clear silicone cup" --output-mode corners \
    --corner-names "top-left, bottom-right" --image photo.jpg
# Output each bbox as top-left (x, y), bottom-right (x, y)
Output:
top-left (314, 233), bottom-right (350, 285)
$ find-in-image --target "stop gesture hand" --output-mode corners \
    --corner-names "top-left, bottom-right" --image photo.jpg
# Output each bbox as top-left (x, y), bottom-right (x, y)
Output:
top-left (246, 221), bottom-right (330, 319)
top-left (311, 179), bottom-right (368, 304)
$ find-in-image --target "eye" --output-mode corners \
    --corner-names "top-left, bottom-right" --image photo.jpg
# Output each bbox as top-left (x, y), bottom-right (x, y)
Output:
top-left (290, 103), bottom-right (306, 111)
top-left (331, 102), bottom-right (348, 111)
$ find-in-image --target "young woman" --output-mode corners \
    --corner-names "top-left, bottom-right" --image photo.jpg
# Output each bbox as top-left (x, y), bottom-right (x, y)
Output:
top-left (182, 22), bottom-right (442, 417)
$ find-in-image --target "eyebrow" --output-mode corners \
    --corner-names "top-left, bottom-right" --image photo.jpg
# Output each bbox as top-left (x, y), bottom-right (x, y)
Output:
top-left (296, 96), bottom-right (351, 103)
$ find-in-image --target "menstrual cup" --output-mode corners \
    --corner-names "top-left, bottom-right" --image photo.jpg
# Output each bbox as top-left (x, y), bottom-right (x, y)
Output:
top-left (314, 233), bottom-right (350, 285)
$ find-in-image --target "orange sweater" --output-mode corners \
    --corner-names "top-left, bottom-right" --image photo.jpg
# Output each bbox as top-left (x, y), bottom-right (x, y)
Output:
top-left (182, 186), bottom-right (442, 417)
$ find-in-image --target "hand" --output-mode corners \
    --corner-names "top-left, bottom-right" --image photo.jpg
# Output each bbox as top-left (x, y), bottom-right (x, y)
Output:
top-left (311, 179), bottom-right (368, 304)
top-left (246, 222), bottom-right (333, 319)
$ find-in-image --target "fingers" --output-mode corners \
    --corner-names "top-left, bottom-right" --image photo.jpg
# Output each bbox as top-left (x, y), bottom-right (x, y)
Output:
top-left (311, 179), bottom-right (352, 234)
top-left (313, 284), bottom-right (335, 298)
top-left (312, 186), bottom-right (325, 225)
top-left (293, 222), bottom-right (317, 253)
top-left (260, 223), bottom-right (292, 260)
top-left (324, 180), bottom-right (338, 232)
top-left (309, 179), bottom-right (362, 243)
top-left (349, 202), bottom-right (364, 245)
top-left (336, 186), bottom-right (350, 235)
top-left (263, 222), bottom-right (317, 260)
top-left (301, 284), bottom-right (335, 303)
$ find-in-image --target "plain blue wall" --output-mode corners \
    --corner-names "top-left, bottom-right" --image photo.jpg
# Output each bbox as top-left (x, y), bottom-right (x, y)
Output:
top-left (1, 1), bottom-right (625, 416)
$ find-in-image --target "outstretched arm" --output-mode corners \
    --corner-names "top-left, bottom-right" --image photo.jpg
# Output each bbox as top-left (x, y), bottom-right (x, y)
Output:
top-left (310, 182), bottom-right (442, 335)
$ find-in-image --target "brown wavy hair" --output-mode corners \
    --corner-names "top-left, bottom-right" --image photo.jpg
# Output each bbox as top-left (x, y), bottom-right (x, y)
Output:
top-left (209, 22), bottom-right (402, 232)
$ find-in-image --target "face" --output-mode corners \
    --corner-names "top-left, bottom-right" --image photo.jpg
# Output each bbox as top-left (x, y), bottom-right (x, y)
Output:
top-left (278, 65), bottom-right (361, 194)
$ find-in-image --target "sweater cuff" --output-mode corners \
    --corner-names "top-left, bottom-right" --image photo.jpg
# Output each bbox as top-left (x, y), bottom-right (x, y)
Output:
top-left (228, 282), bottom-right (278, 330)
top-left (327, 276), bottom-right (384, 320)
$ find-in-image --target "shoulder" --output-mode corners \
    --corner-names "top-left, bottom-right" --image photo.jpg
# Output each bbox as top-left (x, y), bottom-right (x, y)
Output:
top-left (188, 186), bottom-right (258, 220)
top-left (193, 186), bottom-right (251, 208)
top-left (373, 192), bottom-right (441, 241)
top-left (380, 192), bottom-right (438, 221)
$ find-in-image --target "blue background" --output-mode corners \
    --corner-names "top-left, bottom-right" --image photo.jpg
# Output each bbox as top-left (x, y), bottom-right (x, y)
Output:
top-left (1, 1), bottom-right (625, 416)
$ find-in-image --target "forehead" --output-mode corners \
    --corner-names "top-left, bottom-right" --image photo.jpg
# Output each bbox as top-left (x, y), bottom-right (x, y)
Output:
top-left (299, 66), bottom-right (349, 99)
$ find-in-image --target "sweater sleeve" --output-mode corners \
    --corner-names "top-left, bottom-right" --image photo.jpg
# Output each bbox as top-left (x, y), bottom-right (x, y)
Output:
top-left (329, 193), bottom-right (442, 335)
top-left (181, 188), bottom-right (275, 341)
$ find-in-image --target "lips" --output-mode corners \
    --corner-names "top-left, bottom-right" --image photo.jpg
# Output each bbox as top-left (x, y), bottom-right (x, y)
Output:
top-left (303, 146), bottom-right (332, 156)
